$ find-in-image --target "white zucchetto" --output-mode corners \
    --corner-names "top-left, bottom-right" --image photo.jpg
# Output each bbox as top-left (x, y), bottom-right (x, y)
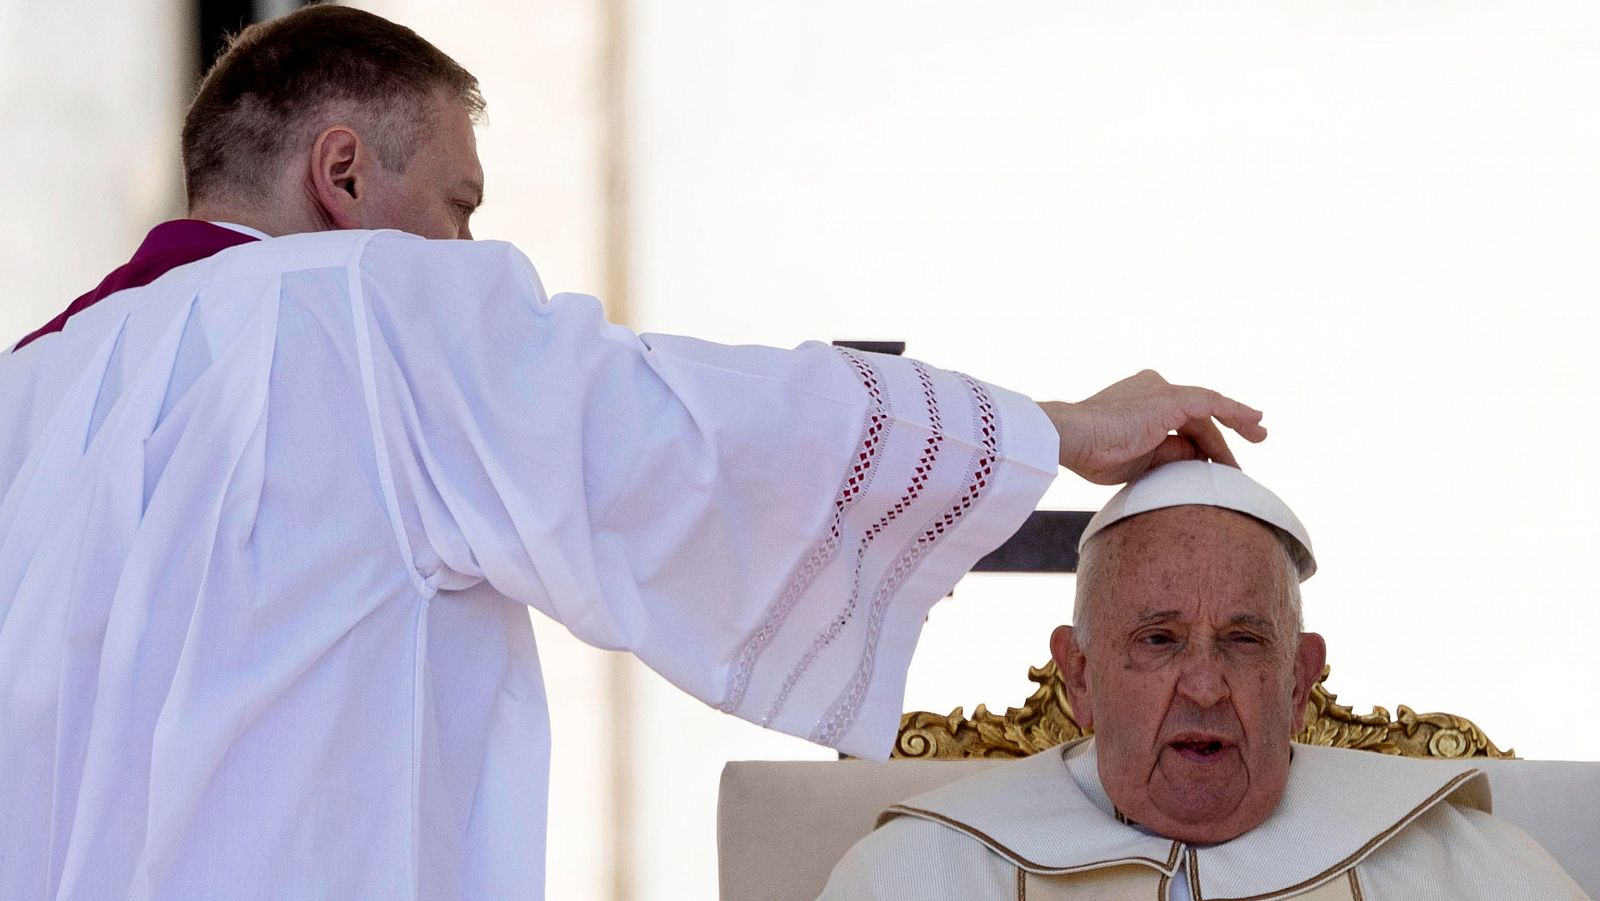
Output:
top-left (1078, 460), bottom-right (1316, 580)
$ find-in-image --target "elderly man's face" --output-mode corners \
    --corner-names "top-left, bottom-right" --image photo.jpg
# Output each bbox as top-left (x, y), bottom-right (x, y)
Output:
top-left (1051, 506), bottom-right (1325, 844)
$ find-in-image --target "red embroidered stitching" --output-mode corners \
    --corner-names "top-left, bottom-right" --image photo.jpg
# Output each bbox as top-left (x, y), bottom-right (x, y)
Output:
top-left (809, 374), bottom-right (998, 747)
top-left (759, 363), bottom-right (944, 726)
top-left (717, 348), bottom-right (889, 715)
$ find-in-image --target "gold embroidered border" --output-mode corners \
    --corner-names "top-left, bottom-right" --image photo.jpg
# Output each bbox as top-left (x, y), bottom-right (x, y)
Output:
top-left (880, 805), bottom-right (1180, 877)
top-left (923, 770), bottom-right (1475, 900)
top-left (1195, 769), bottom-right (1480, 901)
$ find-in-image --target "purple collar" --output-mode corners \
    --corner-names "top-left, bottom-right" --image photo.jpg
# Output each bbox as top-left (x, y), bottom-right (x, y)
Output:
top-left (13, 220), bottom-right (261, 352)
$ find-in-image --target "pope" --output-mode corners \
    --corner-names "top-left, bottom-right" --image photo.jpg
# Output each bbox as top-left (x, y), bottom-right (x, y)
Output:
top-left (820, 462), bottom-right (1586, 900)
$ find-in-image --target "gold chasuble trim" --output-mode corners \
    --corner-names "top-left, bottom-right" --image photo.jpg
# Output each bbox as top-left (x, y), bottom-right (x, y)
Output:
top-left (1189, 769), bottom-right (1479, 901)
top-left (882, 804), bottom-right (1183, 876)
top-left (1020, 864), bottom-right (1171, 900)
top-left (1016, 865), bottom-right (1365, 900)
top-left (876, 740), bottom-right (1492, 900)
top-left (1017, 863), bottom-right (1363, 900)
top-left (1271, 873), bottom-right (1360, 900)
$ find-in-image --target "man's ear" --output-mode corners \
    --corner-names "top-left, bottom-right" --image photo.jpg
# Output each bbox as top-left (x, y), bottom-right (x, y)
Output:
top-left (308, 126), bottom-right (368, 230)
top-left (1050, 624), bottom-right (1094, 730)
top-left (1290, 632), bottom-right (1328, 732)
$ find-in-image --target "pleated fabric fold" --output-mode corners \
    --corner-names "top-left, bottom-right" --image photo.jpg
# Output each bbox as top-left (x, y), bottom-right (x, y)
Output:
top-left (0, 229), bottom-right (1055, 899)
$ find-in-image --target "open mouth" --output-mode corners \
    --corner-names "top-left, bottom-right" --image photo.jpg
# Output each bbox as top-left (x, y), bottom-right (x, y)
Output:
top-left (1169, 738), bottom-right (1231, 762)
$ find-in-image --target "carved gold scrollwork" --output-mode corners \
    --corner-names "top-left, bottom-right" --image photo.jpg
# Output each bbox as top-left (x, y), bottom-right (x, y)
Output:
top-left (893, 663), bottom-right (1513, 760)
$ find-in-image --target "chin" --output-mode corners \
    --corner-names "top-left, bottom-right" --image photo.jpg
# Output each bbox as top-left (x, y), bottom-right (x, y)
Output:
top-left (1154, 812), bottom-right (1259, 845)
top-left (1140, 785), bottom-right (1285, 845)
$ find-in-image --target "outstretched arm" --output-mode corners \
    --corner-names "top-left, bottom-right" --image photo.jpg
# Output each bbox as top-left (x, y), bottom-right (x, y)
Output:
top-left (355, 234), bottom-right (1268, 760)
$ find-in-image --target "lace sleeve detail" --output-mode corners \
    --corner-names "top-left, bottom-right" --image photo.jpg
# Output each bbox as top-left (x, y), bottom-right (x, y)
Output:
top-left (755, 358), bottom-right (946, 727)
top-left (711, 347), bottom-right (1041, 758)
top-left (716, 347), bottom-right (893, 714)
top-left (807, 373), bottom-right (998, 746)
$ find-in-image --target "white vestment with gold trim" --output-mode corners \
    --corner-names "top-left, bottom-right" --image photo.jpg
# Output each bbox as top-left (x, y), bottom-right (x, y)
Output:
top-left (820, 738), bottom-right (1588, 900)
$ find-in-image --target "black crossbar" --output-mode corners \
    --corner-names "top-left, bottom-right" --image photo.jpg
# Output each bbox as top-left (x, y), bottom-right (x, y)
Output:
top-left (972, 510), bottom-right (1091, 573)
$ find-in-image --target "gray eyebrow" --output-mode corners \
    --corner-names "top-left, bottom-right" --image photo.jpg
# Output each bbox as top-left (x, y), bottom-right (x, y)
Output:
top-left (1130, 611), bottom-right (1278, 631)
top-left (1224, 614), bottom-right (1276, 630)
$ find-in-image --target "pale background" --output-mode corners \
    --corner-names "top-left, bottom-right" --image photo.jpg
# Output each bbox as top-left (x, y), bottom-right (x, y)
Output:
top-left (4, 2), bottom-right (1597, 897)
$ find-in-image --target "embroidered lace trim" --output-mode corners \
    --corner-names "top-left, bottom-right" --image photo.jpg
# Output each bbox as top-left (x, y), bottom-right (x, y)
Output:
top-left (716, 348), bottom-right (890, 714)
top-left (757, 362), bottom-right (943, 726)
top-left (809, 373), bottom-right (999, 747)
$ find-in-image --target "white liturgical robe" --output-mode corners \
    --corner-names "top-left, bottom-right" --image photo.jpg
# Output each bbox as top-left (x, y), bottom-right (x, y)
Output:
top-left (820, 738), bottom-right (1588, 900)
top-left (0, 228), bottom-right (1057, 899)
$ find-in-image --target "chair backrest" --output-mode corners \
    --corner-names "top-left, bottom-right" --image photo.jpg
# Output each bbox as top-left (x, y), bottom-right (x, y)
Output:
top-left (717, 755), bottom-right (1600, 901)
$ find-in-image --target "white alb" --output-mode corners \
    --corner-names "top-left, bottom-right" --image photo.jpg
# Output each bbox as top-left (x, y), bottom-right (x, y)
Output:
top-left (0, 229), bottom-right (1057, 899)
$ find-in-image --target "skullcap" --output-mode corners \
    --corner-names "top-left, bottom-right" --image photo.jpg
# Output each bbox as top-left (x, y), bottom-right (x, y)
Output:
top-left (1078, 460), bottom-right (1315, 580)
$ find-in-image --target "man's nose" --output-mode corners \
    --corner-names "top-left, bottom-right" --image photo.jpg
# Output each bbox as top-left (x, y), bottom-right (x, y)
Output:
top-left (1174, 645), bottom-right (1230, 707)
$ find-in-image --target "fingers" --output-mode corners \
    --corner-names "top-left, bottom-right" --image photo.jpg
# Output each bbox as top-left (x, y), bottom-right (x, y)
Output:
top-left (1218, 405), bottom-right (1268, 443)
top-left (1163, 384), bottom-right (1265, 470)
top-left (1054, 372), bottom-right (1269, 483)
top-left (1130, 373), bottom-right (1268, 445)
top-left (1147, 434), bottom-right (1202, 470)
top-left (1176, 414), bottom-right (1239, 468)
top-left (1185, 388), bottom-right (1267, 444)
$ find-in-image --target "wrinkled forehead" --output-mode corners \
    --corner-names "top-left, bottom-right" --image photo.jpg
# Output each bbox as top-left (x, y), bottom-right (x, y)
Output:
top-left (1081, 506), bottom-right (1296, 618)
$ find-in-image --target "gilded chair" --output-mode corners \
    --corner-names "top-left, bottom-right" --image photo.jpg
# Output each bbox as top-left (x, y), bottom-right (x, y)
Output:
top-left (893, 660), bottom-right (1511, 762)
